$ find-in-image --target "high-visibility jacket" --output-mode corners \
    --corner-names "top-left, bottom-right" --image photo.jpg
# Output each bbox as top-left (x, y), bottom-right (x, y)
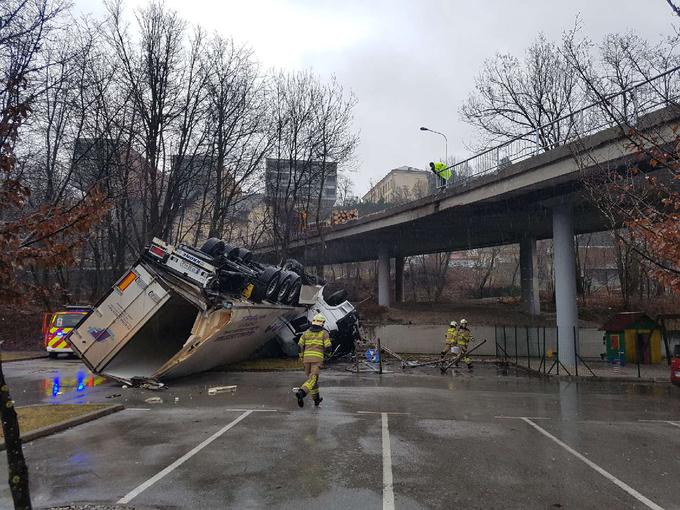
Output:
top-left (433, 162), bottom-right (452, 181)
top-left (445, 327), bottom-right (458, 346)
top-left (298, 328), bottom-right (331, 362)
top-left (457, 328), bottom-right (471, 346)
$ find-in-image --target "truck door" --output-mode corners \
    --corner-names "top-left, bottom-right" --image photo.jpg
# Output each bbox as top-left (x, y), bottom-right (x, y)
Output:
top-left (69, 264), bottom-right (171, 372)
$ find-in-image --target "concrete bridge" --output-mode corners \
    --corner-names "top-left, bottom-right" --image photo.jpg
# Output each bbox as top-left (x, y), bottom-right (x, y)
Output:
top-left (256, 98), bottom-right (680, 364)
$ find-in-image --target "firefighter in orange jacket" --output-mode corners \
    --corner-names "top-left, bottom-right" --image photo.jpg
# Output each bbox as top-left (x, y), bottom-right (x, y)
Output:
top-left (293, 314), bottom-right (332, 407)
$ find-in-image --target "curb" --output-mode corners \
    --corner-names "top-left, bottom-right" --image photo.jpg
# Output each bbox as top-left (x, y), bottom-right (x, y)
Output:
top-left (511, 363), bottom-right (672, 385)
top-left (2, 354), bottom-right (49, 363)
top-left (0, 404), bottom-right (124, 450)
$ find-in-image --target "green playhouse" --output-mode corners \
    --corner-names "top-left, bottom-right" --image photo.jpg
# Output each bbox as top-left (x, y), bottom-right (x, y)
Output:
top-left (601, 312), bottom-right (663, 364)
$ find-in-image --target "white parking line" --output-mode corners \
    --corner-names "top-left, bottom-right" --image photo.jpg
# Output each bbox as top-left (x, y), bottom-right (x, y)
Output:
top-left (521, 418), bottom-right (664, 510)
top-left (382, 412), bottom-right (395, 510)
top-left (639, 419), bottom-right (680, 429)
top-left (117, 410), bottom-right (252, 504)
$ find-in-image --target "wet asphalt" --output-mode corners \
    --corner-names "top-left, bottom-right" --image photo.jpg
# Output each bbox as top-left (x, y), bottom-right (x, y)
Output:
top-left (0, 358), bottom-right (679, 509)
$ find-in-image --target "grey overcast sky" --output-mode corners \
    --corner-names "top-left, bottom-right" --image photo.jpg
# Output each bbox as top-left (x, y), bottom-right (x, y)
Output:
top-left (75, 0), bottom-right (677, 196)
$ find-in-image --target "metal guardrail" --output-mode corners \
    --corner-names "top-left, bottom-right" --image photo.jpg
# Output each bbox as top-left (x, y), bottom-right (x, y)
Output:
top-left (446, 65), bottom-right (680, 187)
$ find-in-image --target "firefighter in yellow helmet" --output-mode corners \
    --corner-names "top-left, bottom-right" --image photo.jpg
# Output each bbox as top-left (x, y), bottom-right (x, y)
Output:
top-left (293, 313), bottom-right (332, 407)
top-left (457, 318), bottom-right (473, 370)
top-left (440, 320), bottom-right (459, 366)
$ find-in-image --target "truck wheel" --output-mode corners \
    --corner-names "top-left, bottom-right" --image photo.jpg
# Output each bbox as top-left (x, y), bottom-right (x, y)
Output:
top-left (260, 267), bottom-right (281, 301)
top-left (283, 258), bottom-right (305, 276)
top-left (200, 238), bottom-right (225, 257)
top-left (222, 243), bottom-right (240, 260)
top-left (237, 247), bottom-right (253, 263)
top-left (249, 267), bottom-right (281, 303)
top-left (276, 272), bottom-right (294, 303)
top-left (285, 276), bottom-right (302, 305)
top-left (325, 289), bottom-right (348, 306)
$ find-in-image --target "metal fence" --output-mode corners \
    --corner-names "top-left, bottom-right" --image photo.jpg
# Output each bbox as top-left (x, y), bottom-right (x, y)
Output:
top-left (447, 65), bottom-right (680, 189)
top-left (494, 324), bottom-right (670, 380)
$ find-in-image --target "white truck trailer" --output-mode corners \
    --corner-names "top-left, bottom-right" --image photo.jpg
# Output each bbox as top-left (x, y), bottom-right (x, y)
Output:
top-left (69, 238), bottom-right (359, 384)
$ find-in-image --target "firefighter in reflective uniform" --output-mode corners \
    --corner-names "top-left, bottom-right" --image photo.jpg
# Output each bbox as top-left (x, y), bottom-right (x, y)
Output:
top-left (293, 314), bottom-right (332, 407)
top-left (457, 318), bottom-right (473, 370)
top-left (440, 321), bottom-right (458, 366)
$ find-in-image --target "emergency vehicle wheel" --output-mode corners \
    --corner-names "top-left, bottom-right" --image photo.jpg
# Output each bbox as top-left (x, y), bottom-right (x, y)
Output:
top-left (48, 352), bottom-right (58, 359)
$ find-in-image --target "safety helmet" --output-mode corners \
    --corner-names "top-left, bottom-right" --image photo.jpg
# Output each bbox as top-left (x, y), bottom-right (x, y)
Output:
top-left (311, 313), bottom-right (326, 326)
top-left (459, 318), bottom-right (468, 327)
top-left (450, 320), bottom-right (458, 327)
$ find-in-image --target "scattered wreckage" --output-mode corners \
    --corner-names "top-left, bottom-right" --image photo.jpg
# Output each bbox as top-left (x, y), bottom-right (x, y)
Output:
top-left (70, 237), bottom-right (360, 385)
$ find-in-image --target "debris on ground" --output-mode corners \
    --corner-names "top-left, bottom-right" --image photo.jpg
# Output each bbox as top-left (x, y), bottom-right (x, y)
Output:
top-left (144, 396), bottom-right (163, 404)
top-left (105, 394), bottom-right (121, 399)
top-left (208, 385), bottom-right (237, 395)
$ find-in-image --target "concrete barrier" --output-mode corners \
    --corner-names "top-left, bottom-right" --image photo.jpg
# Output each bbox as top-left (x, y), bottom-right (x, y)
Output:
top-left (363, 323), bottom-right (606, 359)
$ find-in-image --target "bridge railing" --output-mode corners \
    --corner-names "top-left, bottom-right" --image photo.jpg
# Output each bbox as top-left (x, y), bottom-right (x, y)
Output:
top-left (446, 65), bottom-right (680, 188)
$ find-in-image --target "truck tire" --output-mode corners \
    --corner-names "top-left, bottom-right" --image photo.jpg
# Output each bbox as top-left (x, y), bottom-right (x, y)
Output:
top-left (237, 247), bottom-right (253, 263)
top-left (223, 243), bottom-right (241, 260)
top-left (260, 267), bottom-right (281, 301)
top-left (250, 266), bottom-right (280, 303)
top-left (285, 276), bottom-right (302, 305)
top-left (283, 258), bottom-right (305, 276)
top-left (325, 289), bottom-right (348, 306)
top-left (200, 238), bottom-right (225, 257)
top-left (276, 272), bottom-right (294, 303)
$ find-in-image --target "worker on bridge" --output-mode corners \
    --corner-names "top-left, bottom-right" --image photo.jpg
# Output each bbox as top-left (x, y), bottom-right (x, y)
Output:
top-left (429, 161), bottom-right (452, 189)
top-left (293, 313), bottom-right (332, 408)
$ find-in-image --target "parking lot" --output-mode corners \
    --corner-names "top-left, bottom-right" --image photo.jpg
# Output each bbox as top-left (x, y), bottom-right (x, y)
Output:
top-left (0, 358), bottom-right (679, 509)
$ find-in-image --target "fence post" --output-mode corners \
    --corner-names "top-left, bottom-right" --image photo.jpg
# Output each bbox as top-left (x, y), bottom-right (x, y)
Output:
top-left (495, 325), bottom-right (498, 358)
top-left (377, 337), bottom-right (383, 375)
top-left (514, 325), bottom-right (518, 366)
top-left (636, 334), bottom-right (641, 378)
top-left (526, 327), bottom-right (531, 370)
top-left (573, 325), bottom-right (578, 377)
top-left (503, 326), bottom-right (507, 360)
top-left (542, 327), bottom-right (546, 374)
top-left (556, 326), bottom-right (560, 376)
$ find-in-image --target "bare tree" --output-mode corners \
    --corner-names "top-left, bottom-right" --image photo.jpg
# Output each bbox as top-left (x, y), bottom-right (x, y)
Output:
top-left (461, 33), bottom-right (585, 149)
top-left (266, 70), bottom-right (358, 258)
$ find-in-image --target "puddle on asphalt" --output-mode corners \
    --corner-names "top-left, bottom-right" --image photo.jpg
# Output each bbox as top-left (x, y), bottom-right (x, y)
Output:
top-left (41, 369), bottom-right (107, 400)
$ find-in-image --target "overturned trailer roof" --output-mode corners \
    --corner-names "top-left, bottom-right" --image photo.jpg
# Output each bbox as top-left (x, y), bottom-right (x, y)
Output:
top-left (69, 238), bottom-right (359, 384)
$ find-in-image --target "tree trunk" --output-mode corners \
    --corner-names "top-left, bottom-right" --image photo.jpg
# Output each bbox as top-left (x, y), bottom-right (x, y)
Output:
top-left (0, 353), bottom-right (32, 510)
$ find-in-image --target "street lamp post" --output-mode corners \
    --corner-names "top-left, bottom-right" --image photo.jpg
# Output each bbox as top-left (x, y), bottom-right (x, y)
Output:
top-left (420, 126), bottom-right (448, 188)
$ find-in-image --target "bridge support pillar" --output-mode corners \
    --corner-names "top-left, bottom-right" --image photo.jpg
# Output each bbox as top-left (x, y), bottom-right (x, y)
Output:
top-left (552, 204), bottom-right (577, 364)
top-left (395, 256), bottom-right (404, 303)
top-left (378, 248), bottom-right (390, 308)
top-left (519, 238), bottom-right (540, 315)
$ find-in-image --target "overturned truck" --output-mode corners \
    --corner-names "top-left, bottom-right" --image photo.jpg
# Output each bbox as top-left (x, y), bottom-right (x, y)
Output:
top-left (70, 238), bottom-right (360, 384)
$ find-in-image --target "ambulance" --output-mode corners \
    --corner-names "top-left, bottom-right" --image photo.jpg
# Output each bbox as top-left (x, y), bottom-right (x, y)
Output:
top-left (43, 306), bottom-right (92, 358)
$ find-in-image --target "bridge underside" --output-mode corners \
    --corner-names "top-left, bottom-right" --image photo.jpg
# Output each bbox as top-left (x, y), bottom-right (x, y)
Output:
top-left (253, 106), bottom-right (678, 368)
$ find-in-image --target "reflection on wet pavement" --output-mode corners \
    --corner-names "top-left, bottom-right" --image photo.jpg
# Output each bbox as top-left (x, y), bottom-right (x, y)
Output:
top-left (40, 369), bottom-right (107, 401)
